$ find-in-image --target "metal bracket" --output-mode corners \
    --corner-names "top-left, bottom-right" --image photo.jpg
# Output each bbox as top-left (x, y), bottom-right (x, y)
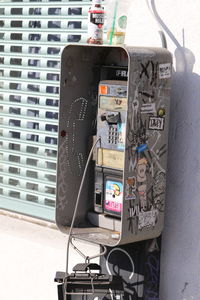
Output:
top-left (55, 263), bottom-right (124, 297)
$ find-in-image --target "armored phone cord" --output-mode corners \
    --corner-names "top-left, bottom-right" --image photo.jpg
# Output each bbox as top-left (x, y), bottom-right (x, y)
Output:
top-left (65, 137), bottom-right (101, 276)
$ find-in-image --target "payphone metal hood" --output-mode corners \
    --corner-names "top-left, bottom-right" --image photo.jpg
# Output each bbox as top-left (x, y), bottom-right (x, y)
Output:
top-left (56, 44), bottom-right (172, 247)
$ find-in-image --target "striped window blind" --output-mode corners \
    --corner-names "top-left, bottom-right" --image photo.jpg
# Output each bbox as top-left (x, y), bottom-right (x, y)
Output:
top-left (0, 0), bottom-right (93, 221)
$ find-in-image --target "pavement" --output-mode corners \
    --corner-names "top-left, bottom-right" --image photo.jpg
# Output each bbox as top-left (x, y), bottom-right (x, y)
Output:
top-left (0, 212), bottom-right (99, 300)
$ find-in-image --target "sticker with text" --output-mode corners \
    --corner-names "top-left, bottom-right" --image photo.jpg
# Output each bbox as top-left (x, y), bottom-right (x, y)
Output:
top-left (141, 103), bottom-right (156, 114)
top-left (105, 180), bottom-right (123, 213)
top-left (149, 117), bottom-right (164, 131)
top-left (138, 209), bottom-right (158, 230)
top-left (159, 63), bottom-right (171, 79)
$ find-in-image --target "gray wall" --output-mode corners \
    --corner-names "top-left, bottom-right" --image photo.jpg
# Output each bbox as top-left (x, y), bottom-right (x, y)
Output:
top-left (160, 49), bottom-right (200, 300)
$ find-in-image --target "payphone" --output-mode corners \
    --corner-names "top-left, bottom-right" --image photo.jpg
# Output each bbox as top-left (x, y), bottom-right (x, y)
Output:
top-left (56, 44), bottom-right (172, 247)
top-left (94, 80), bottom-right (127, 217)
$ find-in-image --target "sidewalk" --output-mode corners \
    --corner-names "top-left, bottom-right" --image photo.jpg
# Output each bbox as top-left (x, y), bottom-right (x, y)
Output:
top-left (0, 212), bottom-right (99, 300)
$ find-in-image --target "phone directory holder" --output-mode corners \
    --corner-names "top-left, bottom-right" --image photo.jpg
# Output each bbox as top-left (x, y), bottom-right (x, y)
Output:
top-left (56, 44), bottom-right (172, 247)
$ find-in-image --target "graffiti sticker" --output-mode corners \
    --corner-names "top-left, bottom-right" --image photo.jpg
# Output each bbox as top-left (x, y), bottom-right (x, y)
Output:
top-left (138, 209), bottom-right (158, 230)
top-left (105, 180), bottom-right (123, 213)
top-left (136, 144), bottom-right (147, 153)
top-left (137, 158), bottom-right (148, 183)
top-left (159, 63), bottom-right (171, 79)
top-left (138, 184), bottom-right (148, 211)
top-left (125, 177), bottom-right (136, 200)
top-left (141, 103), bottom-right (156, 114)
top-left (149, 117), bottom-right (164, 131)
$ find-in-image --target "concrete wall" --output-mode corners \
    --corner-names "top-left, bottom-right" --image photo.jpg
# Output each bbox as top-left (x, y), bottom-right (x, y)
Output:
top-left (125, 1), bottom-right (200, 299)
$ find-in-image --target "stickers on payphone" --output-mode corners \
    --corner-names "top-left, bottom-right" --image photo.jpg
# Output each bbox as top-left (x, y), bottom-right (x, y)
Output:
top-left (104, 178), bottom-right (123, 217)
top-left (94, 167), bottom-right (123, 218)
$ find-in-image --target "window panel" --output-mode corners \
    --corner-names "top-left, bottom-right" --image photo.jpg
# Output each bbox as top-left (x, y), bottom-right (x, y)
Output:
top-left (26, 146), bottom-right (39, 154)
top-left (9, 143), bottom-right (20, 151)
top-left (9, 95), bottom-right (21, 102)
top-left (0, 0), bottom-right (90, 221)
top-left (29, 8), bottom-right (42, 15)
top-left (10, 58), bottom-right (22, 65)
top-left (68, 7), bottom-right (82, 15)
top-left (11, 33), bottom-right (23, 40)
top-left (9, 119), bottom-right (21, 127)
top-left (11, 21), bottom-right (23, 27)
top-left (27, 97), bottom-right (39, 105)
top-left (9, 179), bottom-right (20, 186)
top-left (27, 194), bottom-right (38, 203)
top-left (11, 8), bottom-right (23, 15)
top-left (10, 71), bottom-right (22, 77)
top-left (48, 21), bottom-right (61, 28)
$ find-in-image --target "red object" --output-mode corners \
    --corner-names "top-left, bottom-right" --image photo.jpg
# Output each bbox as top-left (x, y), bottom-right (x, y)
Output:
top-left (88, 9), bottom-right (104, 14)
top-left (61, 130), bottom-right (66, 137)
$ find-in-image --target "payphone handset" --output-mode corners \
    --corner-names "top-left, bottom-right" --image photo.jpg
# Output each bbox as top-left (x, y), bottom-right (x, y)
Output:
top-left (94, 80), bottom-right (127, 217)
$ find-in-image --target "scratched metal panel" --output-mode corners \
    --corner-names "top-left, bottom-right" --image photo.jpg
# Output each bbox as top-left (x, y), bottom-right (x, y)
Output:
top-left (57, 45), bottom-right (99, 229)
top-left (56, 45), bottom-right (128, 238)
top-left (56, 45), bottom-right (172, 246)
top-left (121, 47), bottom-right (172, 244)
top-left (56, 45), bottom-right (129, 245)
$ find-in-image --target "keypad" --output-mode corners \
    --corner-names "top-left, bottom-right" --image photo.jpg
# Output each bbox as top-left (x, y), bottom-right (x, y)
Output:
top-left (108, 125), bottom-right (118, 144)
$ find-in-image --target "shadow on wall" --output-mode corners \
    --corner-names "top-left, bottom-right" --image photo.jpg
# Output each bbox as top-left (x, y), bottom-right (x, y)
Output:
top-left (168, 46), bottom-right (200, 189)
top-left (150, 0), bottom-right (200, 207)
top-left (151, 0), bottom-right (200, 299)
top-left (162, 44), bottom-right (200, 300)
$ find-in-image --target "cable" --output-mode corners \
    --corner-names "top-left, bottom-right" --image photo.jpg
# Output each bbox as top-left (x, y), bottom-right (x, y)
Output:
top-left (145, 0), bottom-right (168, 49)
top-left (70, 238), bottom-right (107, 262)
top-left (158, 30), bottom-right (167, 49)
top-left (149, 0), bottom-right (181, 49)
top-left (63, 137), bottom-right (101, 300)
top-left (65, 137), bottom-right (101, 276)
